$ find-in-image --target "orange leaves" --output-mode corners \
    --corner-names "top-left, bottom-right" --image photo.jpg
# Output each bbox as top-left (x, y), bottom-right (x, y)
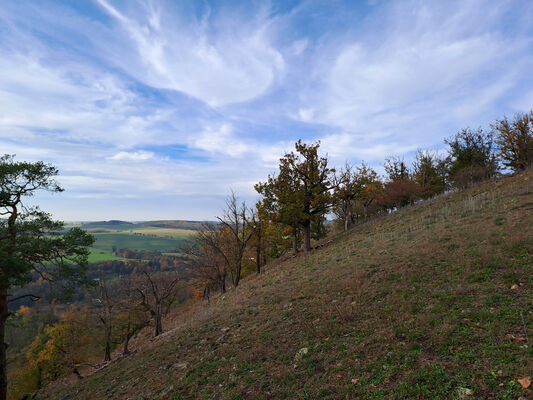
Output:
top-left (518, 378), bottom-right (531, 389)
top-left (18, 305), bottom-right (30, 314)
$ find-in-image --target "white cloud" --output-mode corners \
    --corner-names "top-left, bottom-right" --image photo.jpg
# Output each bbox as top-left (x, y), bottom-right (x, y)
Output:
top-left (192, 124), bottom-right (249, 157)
top-left (96, 0), bottom-right (284, 107)
top-left (108, 151), bottom-right (155, 161)
top-left (286, 0), bottom-right (533, 162)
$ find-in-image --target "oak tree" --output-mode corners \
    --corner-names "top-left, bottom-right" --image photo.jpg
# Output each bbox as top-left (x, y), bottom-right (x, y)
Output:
top-left (493, 110), bottom-right (533, 171)
top-left (256, 141), bottom-right (335, 252)
top-left (445, 128), bottom-right (498, 188)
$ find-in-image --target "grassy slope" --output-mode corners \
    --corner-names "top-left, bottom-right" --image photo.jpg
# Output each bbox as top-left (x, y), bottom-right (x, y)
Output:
top-left (39, 172), bottom-right (533, 400)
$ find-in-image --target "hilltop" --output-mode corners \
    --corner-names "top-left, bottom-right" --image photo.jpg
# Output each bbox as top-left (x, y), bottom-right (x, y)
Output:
top-left (37, 171), bottom-right (532, 399)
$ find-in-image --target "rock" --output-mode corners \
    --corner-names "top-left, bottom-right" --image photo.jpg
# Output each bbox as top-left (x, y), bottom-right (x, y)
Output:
top-left (294, 347), bottom-right (309, 362)
top-left (457, 387), bottom-right (473, 398)
top-left (159, 385), bottom-right (174, 398)
top-left (171, 362), bottom-right (188, 370)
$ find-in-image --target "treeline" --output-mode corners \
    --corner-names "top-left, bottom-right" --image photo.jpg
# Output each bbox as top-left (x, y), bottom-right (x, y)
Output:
top-left (188, 109), bottom-right (533, 297)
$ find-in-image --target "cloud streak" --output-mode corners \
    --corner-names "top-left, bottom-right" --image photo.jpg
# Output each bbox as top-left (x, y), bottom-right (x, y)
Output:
top-left (0, 0), bottom-right (532, 220)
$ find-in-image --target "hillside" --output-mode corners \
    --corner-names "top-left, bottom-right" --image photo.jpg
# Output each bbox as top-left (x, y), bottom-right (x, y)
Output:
top-left (37, 172), bottom-right (532, 400)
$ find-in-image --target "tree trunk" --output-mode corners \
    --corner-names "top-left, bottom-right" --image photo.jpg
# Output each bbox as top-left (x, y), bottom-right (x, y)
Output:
top-left (344, 208), bottom-right (352, 231)
top-left (220, 270), bottom-right (227, 293)
top-left (154, 303), bottom-right (162, 336)
top-left (0, 289), bottom-right (8, 400)
top-left (123, 332), bottom-right (131, 355)
top-left (256, 246), bottom-right (261, 274)
top-left (104, 325), bottom-right (112, 362)
top-left (292, 230), bottom-right (299, 254)
top-left (234, 261), bottom-right (241, 287)
top-left (303, 220), bottom-right (312, 252)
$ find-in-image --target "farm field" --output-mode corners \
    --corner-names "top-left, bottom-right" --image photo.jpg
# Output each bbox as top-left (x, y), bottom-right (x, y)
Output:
top-left (70, 220), bottom-right (201, 262)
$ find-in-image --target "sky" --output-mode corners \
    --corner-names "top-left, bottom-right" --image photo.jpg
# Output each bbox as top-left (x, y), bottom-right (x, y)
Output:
top-left (1, 0), bottom-right (532, 221)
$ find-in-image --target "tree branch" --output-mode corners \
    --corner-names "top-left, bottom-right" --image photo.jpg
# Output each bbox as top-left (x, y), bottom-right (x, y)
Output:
top-left (8, 293), bottom-right (41, 303)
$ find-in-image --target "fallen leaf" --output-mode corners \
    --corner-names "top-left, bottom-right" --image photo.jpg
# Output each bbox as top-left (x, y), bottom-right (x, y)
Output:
top-left (518, 378), bottom-right (531, 389)
top-left (507, 333), bottom-right (527, 342)
top-left (334, 374), bottom-right (343, 380)
top-left (351, 378), bottom-right (359, 384)
top-left (511, 284), bottom-right (519, 290)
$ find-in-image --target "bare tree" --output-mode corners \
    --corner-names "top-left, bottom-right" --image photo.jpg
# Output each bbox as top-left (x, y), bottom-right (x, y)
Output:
top-left (114, 276), bottom-right (148, 355)
top-left (249, 207), bottom-right (264, 274)
top-left (217, 193), bottom-right (253, 286)
top-left (193, 223), bottom-right (230, 292)
top-left (92, 277), bottom-right (114, 362)
top-left (135, 271), bottom-right (180, 337)
top-left (333, 163), bottom-right (356, 231)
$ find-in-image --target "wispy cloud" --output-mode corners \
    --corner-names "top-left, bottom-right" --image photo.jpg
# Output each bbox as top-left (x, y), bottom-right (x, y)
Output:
top-left (0, 0), bottom-right (532, 220)
top-left (95, 0), bottom-right (284, 107)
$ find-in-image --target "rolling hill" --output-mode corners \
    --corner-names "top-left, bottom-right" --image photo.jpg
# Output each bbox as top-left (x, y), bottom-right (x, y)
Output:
top-left (37, 171), bottom-right (533, 399)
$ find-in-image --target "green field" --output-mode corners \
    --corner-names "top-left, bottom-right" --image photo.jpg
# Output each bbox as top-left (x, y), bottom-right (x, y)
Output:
top-left (91, 232), bottom-right (189, 253)
top-left (118, 228), bottom-right (195, 240)
top-left (88, 249), bottom-right (123, 263)
top-left (67, 220), bottom-right (200, 262)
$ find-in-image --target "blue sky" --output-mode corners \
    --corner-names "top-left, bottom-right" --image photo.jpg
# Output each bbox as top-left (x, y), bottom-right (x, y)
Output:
top-left (1, 0), bottom-right (532, 221)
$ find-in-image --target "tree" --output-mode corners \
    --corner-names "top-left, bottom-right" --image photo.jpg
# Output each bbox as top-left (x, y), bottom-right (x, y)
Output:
top-left (255, 165), bottom-right (304, 253)
top-left (333, 163), bottom-right (357, 231)
top-left (249, 203), bottom-right (266, 274)
top-left (445, 128), bottom-right (498, 188)
top-left (217, 193), bottom-right (253, 287)
top-left (412, 150), bottom-right (447, 199)
top-left (382, 156), bottom-right (420, 209)
top-left (135, 270), bottom-right (180, 337)
top-left (92, 277), bottom-right (114, 362)
top-left (381, 178), bottom-right (421, 209)
top-left (352, 163), bottom-right (383, 221)
top-left (384, 156), bottom-right (409, 181)
top-left (0, 155), bottom-right (94, 400)
top-left (113, 277), bottom-right (148, 355)
top-left (492, 110), bottom-right (533, 171)
top-left (333, 162), bottom-right (382, 230)
top-left (192, 223), bottom-right (231, 293)
top-left (256, 140), bottom-right (335, 252)
top-left (27, 306), bottom-right (94, 385)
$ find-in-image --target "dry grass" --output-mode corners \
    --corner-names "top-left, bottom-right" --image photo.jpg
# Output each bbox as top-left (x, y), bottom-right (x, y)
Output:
top-left (36, 171), bottom-right (533, 400)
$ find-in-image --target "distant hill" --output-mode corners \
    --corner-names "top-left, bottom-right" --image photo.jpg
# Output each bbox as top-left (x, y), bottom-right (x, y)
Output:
top-left (139, 220), bottom-right (215, 230)
top-left (38, 171), bottom-right (533, 399)
top-left (82, 220), bottom-right (133, 226)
